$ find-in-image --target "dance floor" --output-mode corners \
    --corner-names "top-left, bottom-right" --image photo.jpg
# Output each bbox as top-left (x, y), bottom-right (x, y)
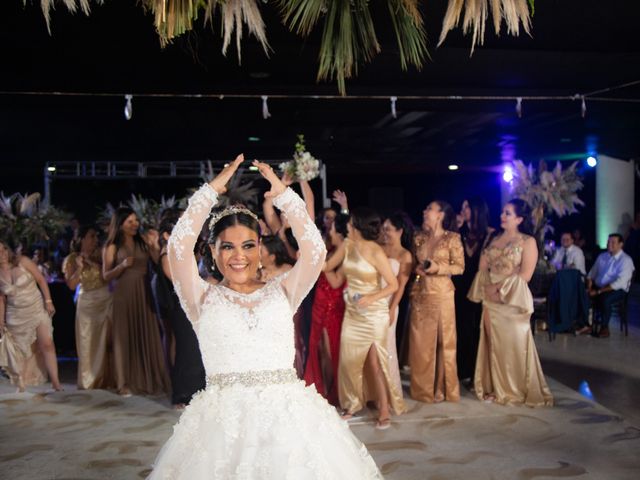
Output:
top-left (1, 373), bottom-right (638, 479)
top-left (2, 287), bottom-right (639, 479)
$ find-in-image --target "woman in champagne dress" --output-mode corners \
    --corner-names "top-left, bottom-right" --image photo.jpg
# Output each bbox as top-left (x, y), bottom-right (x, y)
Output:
top-left (0, 240), bottom-right (62, 392)
top-left (63, 226), bottom-right (114, 389)
top-left (410, 201), bottom-right (464, 403)
top-left (326, 207), bottom-right (405, 429)
top-left (148, 156), bottom-right (382, 479)
top-left (468, 199), bottom-right (553, 407)
top-left (103, 207), bottom-right (170, 396)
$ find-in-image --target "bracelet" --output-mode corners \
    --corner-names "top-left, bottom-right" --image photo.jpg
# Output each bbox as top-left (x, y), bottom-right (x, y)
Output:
top-left (340, 208), bottom-right (349, 214)
top-left (45, 299), bottom-right (53, 304)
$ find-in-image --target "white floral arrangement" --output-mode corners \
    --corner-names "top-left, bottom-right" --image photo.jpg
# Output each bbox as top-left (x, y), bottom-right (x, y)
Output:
top-left (279, 134), bottom-right (320, 182)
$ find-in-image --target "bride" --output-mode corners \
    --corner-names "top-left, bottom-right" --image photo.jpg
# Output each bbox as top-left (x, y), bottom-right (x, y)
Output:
top-left (148, 155), bottom-right (382, 479)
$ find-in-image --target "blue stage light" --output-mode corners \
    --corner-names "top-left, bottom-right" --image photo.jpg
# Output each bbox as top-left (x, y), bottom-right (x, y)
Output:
top-left (502, 165), bottom-right (514, 183)
top-left (586, 156), bottom-right (597, 167)
top-left (578, 380), bottom-right (595, 401)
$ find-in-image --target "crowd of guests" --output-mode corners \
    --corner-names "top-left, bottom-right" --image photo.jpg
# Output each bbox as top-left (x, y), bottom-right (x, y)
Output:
top-left (0, 178), bottom-right (636, 426)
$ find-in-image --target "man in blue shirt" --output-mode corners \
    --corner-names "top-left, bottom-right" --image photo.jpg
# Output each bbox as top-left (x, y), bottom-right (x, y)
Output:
top-left (586, 233), bottom-right (635, 338)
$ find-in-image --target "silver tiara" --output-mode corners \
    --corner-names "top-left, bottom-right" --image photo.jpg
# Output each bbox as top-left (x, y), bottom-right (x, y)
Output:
top-left (208, 205), bottom-right (259, 231)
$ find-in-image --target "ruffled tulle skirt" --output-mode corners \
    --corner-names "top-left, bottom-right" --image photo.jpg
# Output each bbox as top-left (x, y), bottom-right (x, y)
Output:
top-left (148, 379), bottom-right (382, 479)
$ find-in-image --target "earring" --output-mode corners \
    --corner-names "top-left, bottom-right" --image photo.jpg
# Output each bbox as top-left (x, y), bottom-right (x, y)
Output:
top-left (211, 261), bottom-right (216, 273)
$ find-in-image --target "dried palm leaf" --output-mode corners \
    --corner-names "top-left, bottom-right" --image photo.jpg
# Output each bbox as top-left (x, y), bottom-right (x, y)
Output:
top-left (37, 0), bottom-right (97, 34)
top-left (201, 0), bottom-right (270, 61)
top-left (141, 0), bottom-right (200, 46)
top-left (438, 0), bottom-right (533, 55)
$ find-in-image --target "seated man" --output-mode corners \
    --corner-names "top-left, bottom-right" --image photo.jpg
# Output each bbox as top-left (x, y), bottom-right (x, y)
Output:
top-left (551, 231), bottom-right (586, 275)
top-left (585, 233), bottom-right (635, 338)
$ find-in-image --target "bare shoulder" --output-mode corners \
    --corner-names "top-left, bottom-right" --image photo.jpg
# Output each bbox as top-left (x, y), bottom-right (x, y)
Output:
top-left (18, 255), bottom-right (36, 269)
top-left (400, 248), bottom-right (413, 264)
top-left (522, 235), bottom-right (537, 249)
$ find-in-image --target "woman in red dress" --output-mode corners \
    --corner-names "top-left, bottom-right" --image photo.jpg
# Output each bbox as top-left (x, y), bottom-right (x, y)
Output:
top-left (303, 214), bottom-right (349, 405)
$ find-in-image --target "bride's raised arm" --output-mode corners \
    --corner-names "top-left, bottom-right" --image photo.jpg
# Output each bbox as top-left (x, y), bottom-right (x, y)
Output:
top-left (253, 161), bottom-right (327, 310)
top-left (168, 155), bottom-right (245, 324)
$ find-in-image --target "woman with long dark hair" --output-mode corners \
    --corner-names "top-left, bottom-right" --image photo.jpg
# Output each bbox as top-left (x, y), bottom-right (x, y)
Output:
top-left (149, 155), bottom-right (382, 478)
top-left (154, 211), bottom-right (205, 408)
top-left (381, 212), bottom-right (414, 398)
top-left (304, 213), bottom-right (349, 405)
top-left (324, 207), bottom-right (405, 429)
top-left (63, 225), bottom-right (113, 389)
top-left (102, 207), bottom-right (169, 396)
top-left (453, 197), bottom-right (494, 386)
top-left (468, 199), bottom-right (553, 406)
top-left (410, 200), bottom-right (464, 403)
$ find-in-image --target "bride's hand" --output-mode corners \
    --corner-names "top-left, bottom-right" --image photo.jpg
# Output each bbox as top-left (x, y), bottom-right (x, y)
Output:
top-left (210, 154), bottom-right (244, 194)
top-left (253, 160), bottom-right (286, 199)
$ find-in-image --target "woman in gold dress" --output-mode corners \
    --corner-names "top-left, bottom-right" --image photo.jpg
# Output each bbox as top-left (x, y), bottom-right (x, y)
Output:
top-left (468, 199), bottom-right (553, 407)
top-left (63, 225), bottom-right (113, 390)
top-left (0, 240), bottom-right (62, 392)
top-left (103, 207), bottom-right (170, 396)
top-left (325, 207), bottom-right (405, 429)
top-left (410, 200), bottom-right (464, 403)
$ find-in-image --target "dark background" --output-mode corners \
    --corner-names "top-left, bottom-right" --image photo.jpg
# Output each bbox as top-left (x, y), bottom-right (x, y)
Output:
top-left (1, 0), bottom-right (639, 239)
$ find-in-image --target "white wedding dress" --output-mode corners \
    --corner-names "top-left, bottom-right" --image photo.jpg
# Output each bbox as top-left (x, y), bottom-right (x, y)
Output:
top-left (148, 185), bottom-right (382, 479)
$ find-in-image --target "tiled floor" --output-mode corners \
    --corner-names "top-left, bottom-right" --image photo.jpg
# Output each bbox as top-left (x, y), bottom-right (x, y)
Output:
top-left (1, 284), bottom-right (638, 478)
top-left (537, 283), bottom-right (640, 427)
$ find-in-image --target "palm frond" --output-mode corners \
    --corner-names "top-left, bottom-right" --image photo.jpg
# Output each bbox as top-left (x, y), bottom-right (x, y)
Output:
top-left (387, 0), bottom-right (430, 71)
top-left (438, 0), bottom-right (533, 55)
top-left (38, 0), bottom-right (98, 34)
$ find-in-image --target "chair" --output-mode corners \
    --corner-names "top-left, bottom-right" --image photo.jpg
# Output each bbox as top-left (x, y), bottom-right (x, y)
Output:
top-left (592, 271), bottom-right (635, 337)
top-left (546, 269), bottom-right (589, 341)
top-left (529, 270), bottom-right (556, 335)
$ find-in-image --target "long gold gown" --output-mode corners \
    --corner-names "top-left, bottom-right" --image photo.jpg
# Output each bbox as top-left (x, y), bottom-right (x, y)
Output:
top-left (338, 239), bottom-right (406, 415)
top-left (63, 253), bottom-right (114, 390)
top-left (409, 230), bottom-right (464, 403)
top-left (0, 265), bottom-right (51, 386)
top-left (468, 235), bottom-right (553, 407)
top-left (112, 244), bottom-right (170, 395)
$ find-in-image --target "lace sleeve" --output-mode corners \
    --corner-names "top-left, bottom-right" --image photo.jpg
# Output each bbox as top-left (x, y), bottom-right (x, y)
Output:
top-left (272, 188), bottom-right (327, 310)
top-left (167, 183), bottom-right (218, 324)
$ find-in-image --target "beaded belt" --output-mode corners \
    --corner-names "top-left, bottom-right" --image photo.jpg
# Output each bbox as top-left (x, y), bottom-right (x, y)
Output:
top-left (206, 368), bottom-right (298, 389)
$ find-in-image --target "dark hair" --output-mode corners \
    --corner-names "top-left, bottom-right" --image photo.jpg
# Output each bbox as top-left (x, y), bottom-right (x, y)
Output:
top-left (262, 235), bottom-right (295, 266)
top-left (560, 231), bottom-right (574, 240)
top-left (0, 239), bottom-right (19, 266)
top-left (158, 209), bottom-right (183, 250)
top-left (385, 211), bottom-right (415, 251)
top-left (71, 225), bottom-right (99, 253)
top-left (608, 233), bottom-right (624, 243)
top-left (284, 228), bottom-right (299, 252)
top-left (318, 207), bottom-right (338, 233)
top-left (351, 207), bottom-right (381, 241)
top-left (466, 197), bottom-right (490, 238)
top-left (333, 213), bottom-right (350, 238)
top-left (207, 209), bottom-right (261, 245)
top-left (106, 207), bottom-right (147, 251)
top-left (507, 198), bottom-right (534, 235)
top-left (432, 200), bottom-right (458, 233)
